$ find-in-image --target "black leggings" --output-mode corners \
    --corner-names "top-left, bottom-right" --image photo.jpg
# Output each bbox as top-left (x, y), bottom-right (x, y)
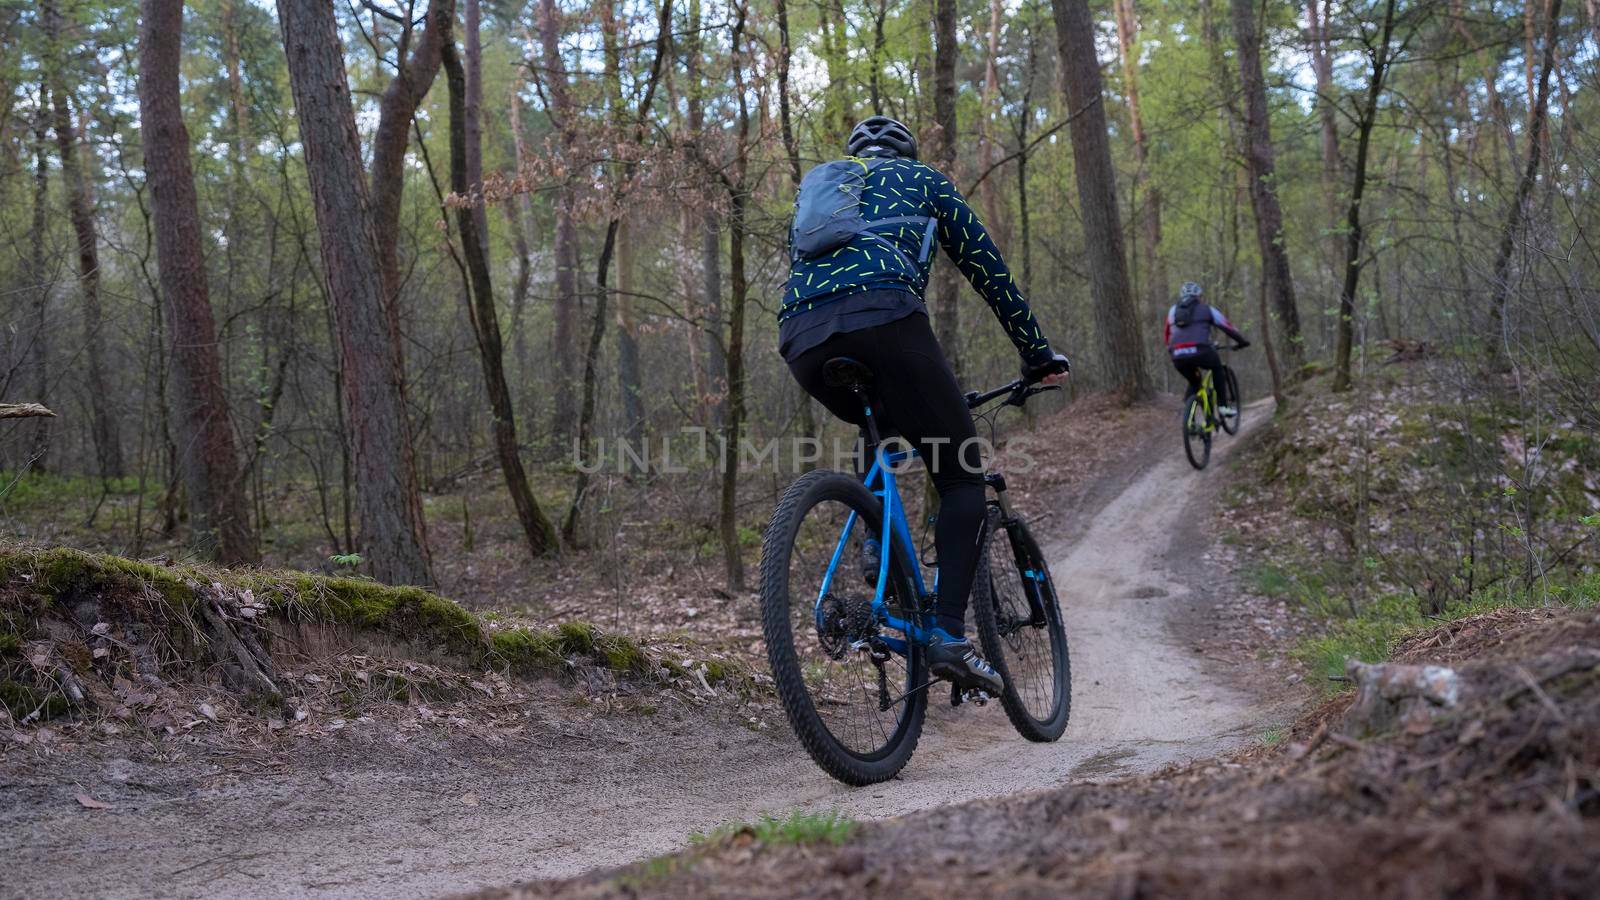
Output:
top-left (1172, 346), bottom-right (1230, 405)
top-left (788, 313), bottom-right (983, 637)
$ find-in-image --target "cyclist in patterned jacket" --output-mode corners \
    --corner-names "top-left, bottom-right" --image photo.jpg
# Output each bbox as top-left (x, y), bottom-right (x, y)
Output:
top-left (779, 115), bottom-right (1068, 696)
top-left (1164, 281), bottom-right (1250, 415)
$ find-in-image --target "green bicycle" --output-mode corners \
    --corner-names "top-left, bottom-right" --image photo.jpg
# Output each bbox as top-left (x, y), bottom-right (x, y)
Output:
top-left (1182, 349), bottom-right (1241, 470)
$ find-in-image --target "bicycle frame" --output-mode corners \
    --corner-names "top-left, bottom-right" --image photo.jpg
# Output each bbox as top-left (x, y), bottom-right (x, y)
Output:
top-left (815, 439), bottom-right (934, 655)
top-left (811, 375), bottom-right (1059, 662)
top-left (1193, 369), bottom-right (1217, 434)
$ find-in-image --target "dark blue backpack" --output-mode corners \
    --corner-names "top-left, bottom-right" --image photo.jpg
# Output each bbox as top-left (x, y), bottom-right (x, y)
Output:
top-left (790, 157), bottom-right (937, 269)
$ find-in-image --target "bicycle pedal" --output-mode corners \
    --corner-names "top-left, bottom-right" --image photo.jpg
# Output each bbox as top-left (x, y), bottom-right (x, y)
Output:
top-left (950, 684), bottom-right (992, 707)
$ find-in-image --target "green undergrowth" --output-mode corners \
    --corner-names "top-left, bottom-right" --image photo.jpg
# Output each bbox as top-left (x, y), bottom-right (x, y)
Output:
top-left (0, 546), bottom-right (733, 721)
top-left (619, 812), bottom-right (856, 889)
top-left (0, 470), bottom-right (144, 507)
top-left (690, 811), bottom-right (858, 847)
top-left (1263, 568), bottom-right (1600, 693)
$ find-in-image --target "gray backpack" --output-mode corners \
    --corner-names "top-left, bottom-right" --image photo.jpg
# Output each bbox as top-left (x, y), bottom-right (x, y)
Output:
top-left (790, 158), bottom-right (938, 269)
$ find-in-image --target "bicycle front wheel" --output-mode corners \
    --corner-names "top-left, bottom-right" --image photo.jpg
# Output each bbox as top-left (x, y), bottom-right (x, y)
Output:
top-left (972, 509), bottom-right (1071, 742)
top-left (1183, 396), bottom-right (1211, 470)
top-left (759, 469), bottom-right (928, 786)
top-left (1219, 366), bottom-right (1241, 435)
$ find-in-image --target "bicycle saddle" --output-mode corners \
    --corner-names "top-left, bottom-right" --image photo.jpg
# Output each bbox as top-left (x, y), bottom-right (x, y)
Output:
top-left (822, 357), bottom-right (875, 390)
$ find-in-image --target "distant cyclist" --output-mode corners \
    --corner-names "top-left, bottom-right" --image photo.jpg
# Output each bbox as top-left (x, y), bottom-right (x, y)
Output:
top-left (1165, 281), bottom-right (1249, 415)
top-left (778, 115), bottom-right (1068, 695)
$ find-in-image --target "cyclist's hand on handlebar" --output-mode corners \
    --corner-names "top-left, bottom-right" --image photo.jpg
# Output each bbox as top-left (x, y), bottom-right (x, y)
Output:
top-left (1022, 352), bottom-right (1071, 385)
top-left (1234, 340), bottom-right (1252, 350)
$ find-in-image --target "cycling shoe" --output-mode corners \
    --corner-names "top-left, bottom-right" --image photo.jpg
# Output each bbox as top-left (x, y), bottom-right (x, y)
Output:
top-left (927, 637), bottom-right (1004, 696)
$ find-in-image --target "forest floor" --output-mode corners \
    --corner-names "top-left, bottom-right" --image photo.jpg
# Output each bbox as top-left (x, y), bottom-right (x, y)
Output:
top-left (1, 393), bottom-right (1303, 898)
top-left (495, 604), bottom-right (1600, 899)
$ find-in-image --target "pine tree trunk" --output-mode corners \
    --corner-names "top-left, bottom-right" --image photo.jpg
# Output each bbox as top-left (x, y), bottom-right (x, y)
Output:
top-left (931, 0), bottom-right (963, 381)
top-left (1231, 0), bottom-right (1305, 375)
top-left (683, 3), bottom-right (725, 425)
top-left (1307, 0), bottom-right (1345, 298)
top-left (721, 1), bottom-right (752, 592)
top-left (537, 0), bottom-right (580, 437)
top-left (369, 0), bottom-right (451, 308)
top-left (139, 0), bottom-right (259, 565)
top-left (44, 0), bottom-right (124, 478)
top-left (26, 93), bottom-right (53, 470)
top-left (1052, 0), bottom-right (1151, 400)
top-left (976, 0), bottom-right (1007, 241)
top-left (464, 0), bottom-right (488, 245)
top-left (601, 0), bottom-right (646, 449)
top-left (1113, 0), bottom-right (1167, 370)
top-left (776, 0), bottom-right (817, 450)
top-left (277, 0), bottom-right (434, 585)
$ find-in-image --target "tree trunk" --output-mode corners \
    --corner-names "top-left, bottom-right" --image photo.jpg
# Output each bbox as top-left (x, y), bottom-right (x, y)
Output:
top-left (1113, 0), bottom-right (1165, 319)
top-left (564, 223), bottom-right (619, 544)
top-left (505, 69), bottom-right (538, 411)
top-left (537, 0), bottom-right (580, 436)
top-left (1052, 0), bottom-right (1151, 401)
top-left (464, 0), bottom-right (489, 247)
top-left (442, 27), bottom-right (560, 559)
top-left (776, 0), bottom-right (816, 449)
top-left (1332, 0), bottom-right (1398, 393)
top-left (44, 0), bottom-right (124, 478)
top-left (277, 0), bottom-right (433, 585)
top-left (139, 0), bottom-right (259, 565)
top-left (601, 0), bottom-right (646, 449)
top-left (1489, 0), bottom-right (1563, 358)
top-left (26, 92), bottom-right (53, 470)
top-left (221, 0), bottom-right (250, 158)
top-left (721, 1), bottom-right (752, 592)
top-left (776, 0), bottom-right (803, 187)
top-left (976, 0), bottom-right (1007, 241)
top-left (931, 0), bottom-right (963, 381)
top-left (1231, 0), bottom-right (1305, 374)
top-left (504, 201), bottom-right (533, 398)
top-left (1307, 0), bottom-right (1345, 293)
top-left (1013, 34), bottom-right (1040, 289)
top-left (369, 0), bottom-right (451, 308)
top-left (684, 1), bottom-right (725, 425)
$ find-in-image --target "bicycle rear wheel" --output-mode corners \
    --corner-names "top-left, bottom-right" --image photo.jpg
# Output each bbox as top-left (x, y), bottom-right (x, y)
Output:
top-left (1183, 396), bottom-right (1211, 470)
top-left (759, 469), bottom-right (928, 786)
top-left (1219, 366), bottom-right (1241, 435)
top-left (972, 509), bottom-right (1071, 742)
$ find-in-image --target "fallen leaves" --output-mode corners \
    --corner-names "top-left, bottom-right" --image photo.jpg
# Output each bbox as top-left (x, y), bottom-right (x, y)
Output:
top-left (74, 794), bottom-right (111, 810)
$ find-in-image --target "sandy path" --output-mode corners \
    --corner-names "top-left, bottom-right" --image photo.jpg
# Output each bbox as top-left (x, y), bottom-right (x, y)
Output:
top-left (4, 403), bottom-right (1273, 899)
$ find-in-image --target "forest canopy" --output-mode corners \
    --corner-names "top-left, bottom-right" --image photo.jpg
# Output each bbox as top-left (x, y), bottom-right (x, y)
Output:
top-left (0, 0), bottom-right (1593, 588)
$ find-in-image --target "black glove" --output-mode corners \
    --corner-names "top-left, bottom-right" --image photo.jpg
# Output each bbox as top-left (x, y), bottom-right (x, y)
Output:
top-left (1022, 352), bottom-right (1071, 383)
top-left (1234, 340), bottom-right (1251, 350)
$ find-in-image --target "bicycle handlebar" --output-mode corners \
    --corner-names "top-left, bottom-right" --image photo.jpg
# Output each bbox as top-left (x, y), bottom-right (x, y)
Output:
top-left (964, 379), bottom-right (1063, 411)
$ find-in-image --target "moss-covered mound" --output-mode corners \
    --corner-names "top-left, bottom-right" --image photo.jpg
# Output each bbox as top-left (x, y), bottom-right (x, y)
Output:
top-left (1238, 357), bottom-right (1599, 611)
top-left (0, 547), bottom-right (658, 723)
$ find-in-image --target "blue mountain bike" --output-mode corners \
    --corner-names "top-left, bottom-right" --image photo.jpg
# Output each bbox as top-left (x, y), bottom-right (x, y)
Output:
top-left (759, 358), bottom-right (1071, 785)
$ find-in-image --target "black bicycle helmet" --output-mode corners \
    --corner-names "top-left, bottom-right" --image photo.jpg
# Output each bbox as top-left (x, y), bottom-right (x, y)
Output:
top-left (1179, 281), bottom-right (1204, 302)
top-left (846, 116), bottom-right (918, 160)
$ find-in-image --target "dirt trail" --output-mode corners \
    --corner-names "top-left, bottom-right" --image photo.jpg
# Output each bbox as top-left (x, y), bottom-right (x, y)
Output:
top-left (4, 403), bottom-right (1275, 899)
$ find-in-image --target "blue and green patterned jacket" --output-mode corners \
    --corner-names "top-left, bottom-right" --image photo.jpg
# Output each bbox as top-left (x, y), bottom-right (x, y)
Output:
top-left (779, 156), bottom-right (1052, 365)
